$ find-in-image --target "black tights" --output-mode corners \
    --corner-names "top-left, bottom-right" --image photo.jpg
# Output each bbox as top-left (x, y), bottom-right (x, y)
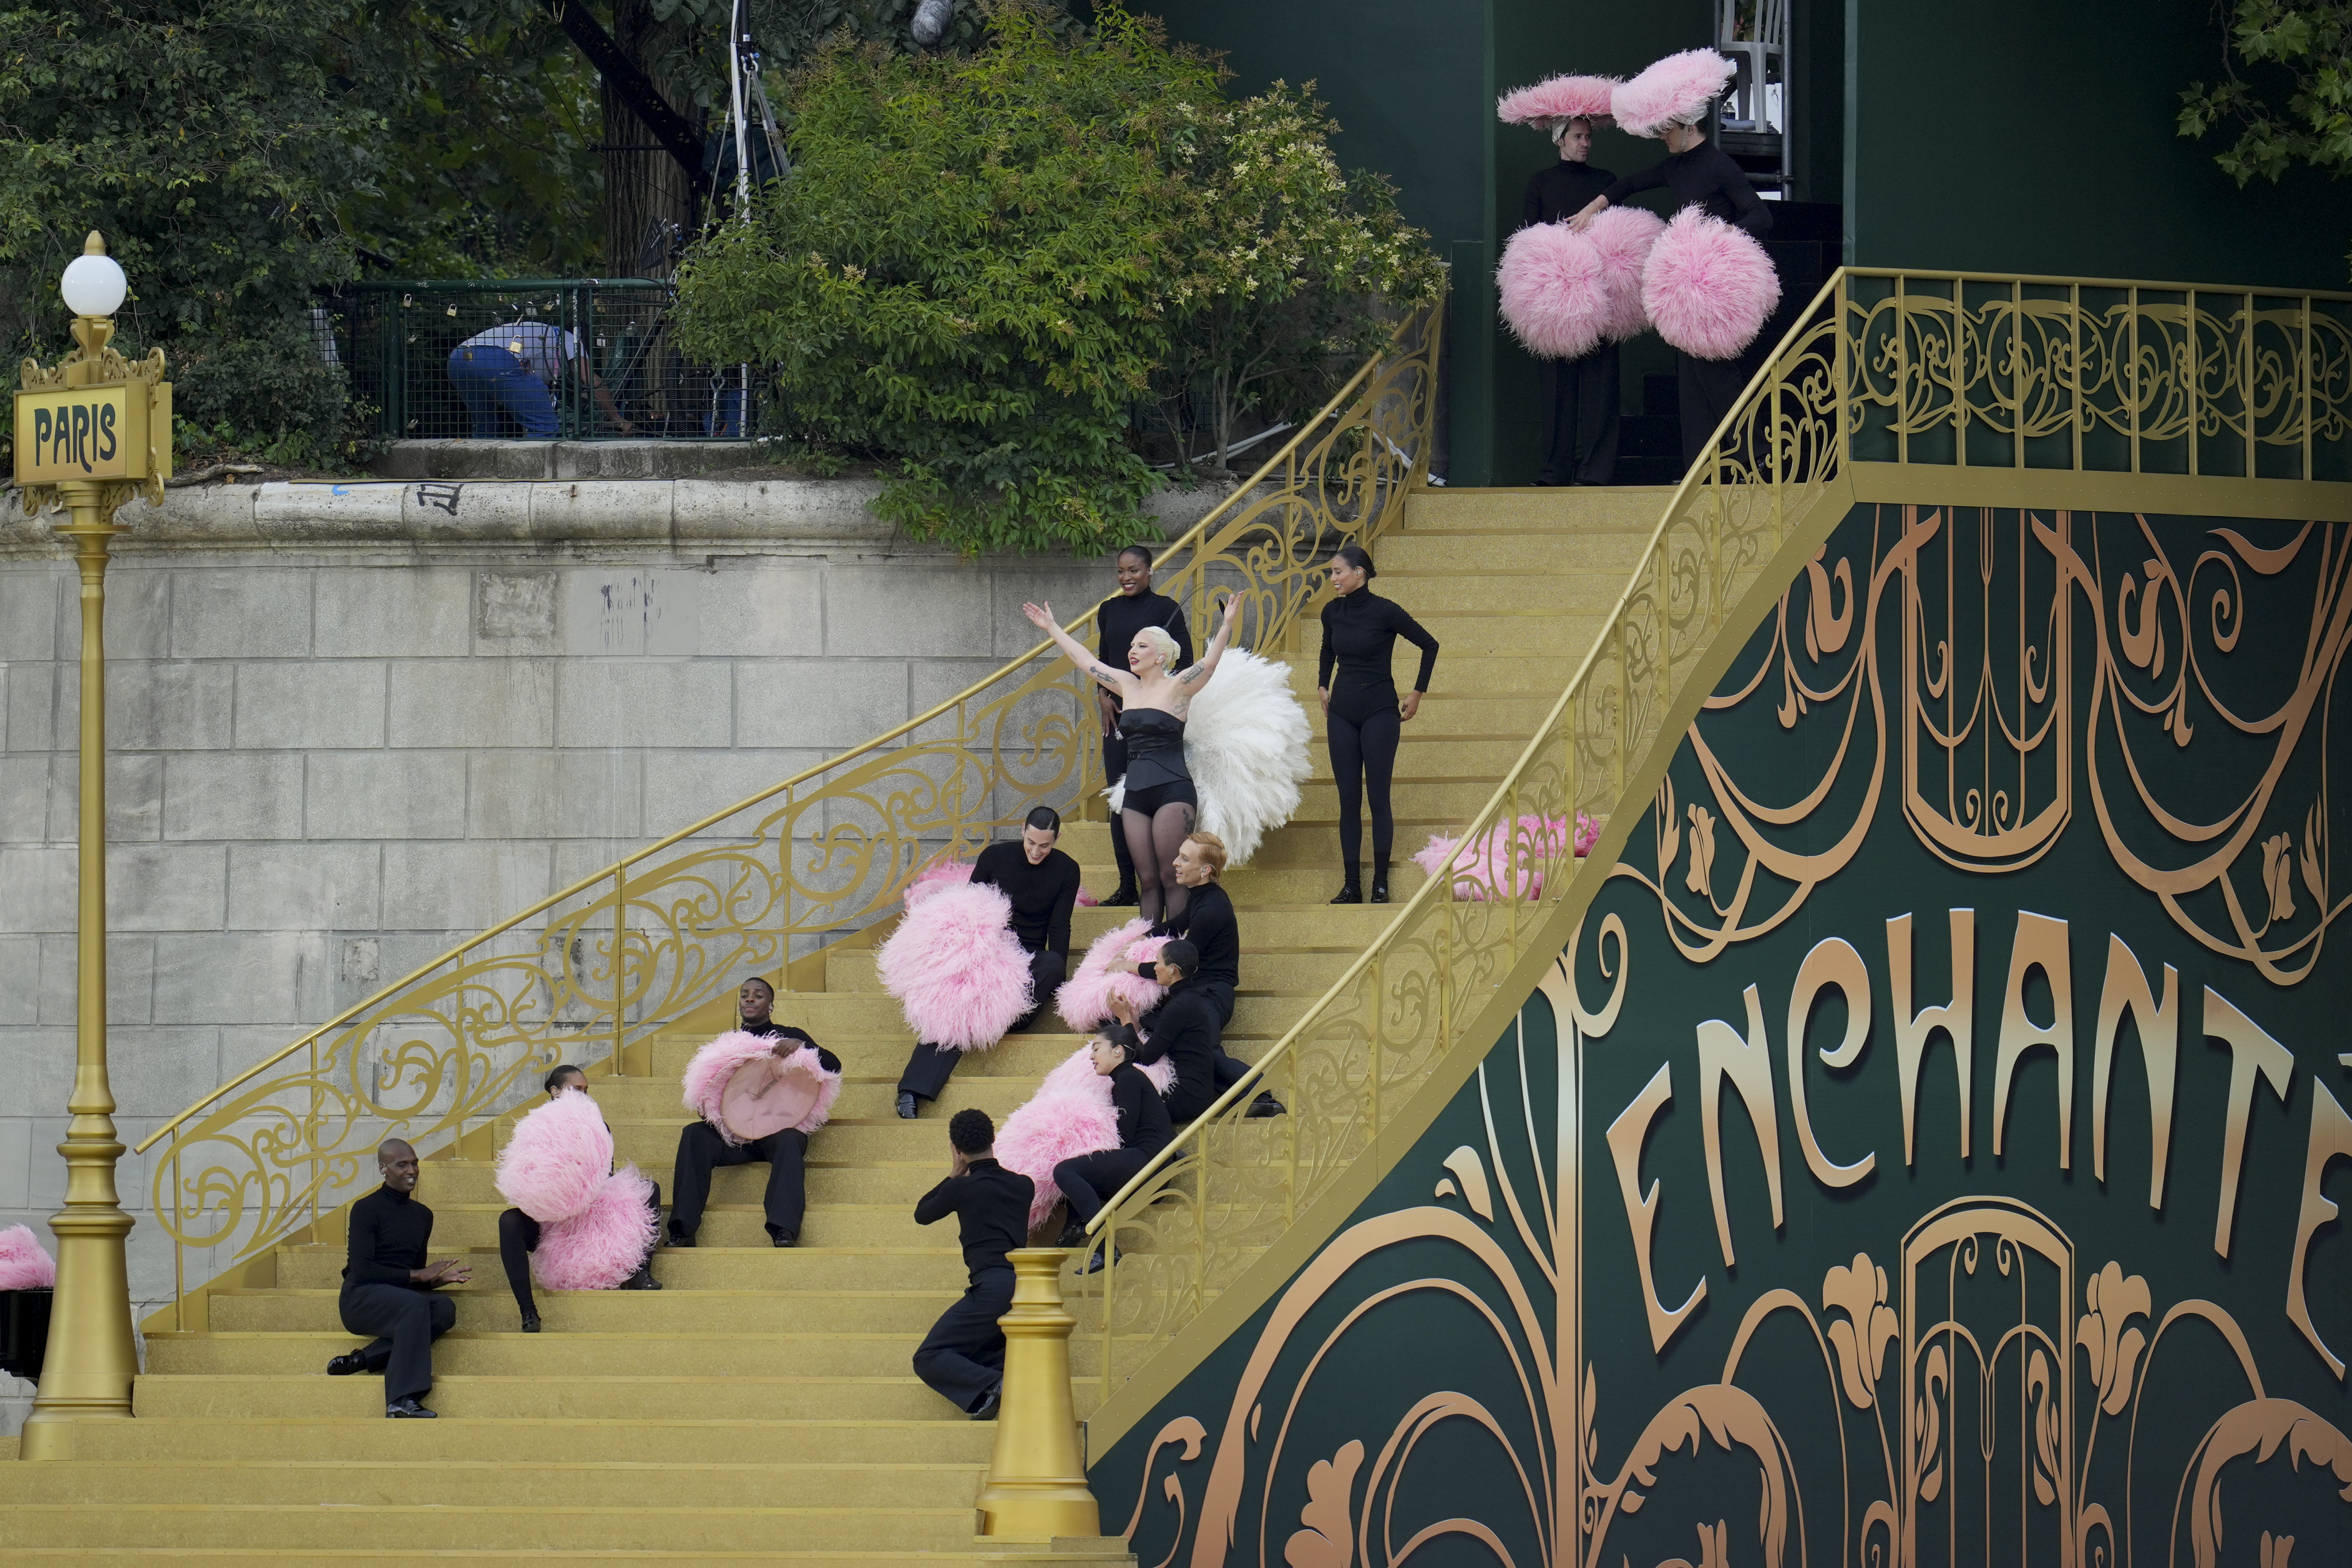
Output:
top-left (1122, 802), bottom-right (1196, 924)
top-left (1328, 704), bottom-right (1402, 873)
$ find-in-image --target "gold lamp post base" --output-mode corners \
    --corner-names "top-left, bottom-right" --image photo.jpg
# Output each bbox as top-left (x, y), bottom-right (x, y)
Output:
top-left (974, 1249), bottom-right (1103, 1538)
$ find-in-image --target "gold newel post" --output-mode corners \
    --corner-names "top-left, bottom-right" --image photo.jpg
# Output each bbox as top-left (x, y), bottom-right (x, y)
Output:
top-left (13, 232), bottom-right (172, 1462)
top-left (974, 1249), bottom-right (1105, 1538)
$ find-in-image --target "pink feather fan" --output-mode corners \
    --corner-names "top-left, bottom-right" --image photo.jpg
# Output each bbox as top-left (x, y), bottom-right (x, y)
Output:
top-left (1054, 918), bottom-right (1170, 1033)
top-left (0, 1224), bottom-right (56, 1290)
top-left (1497, 223), bottom-right (1607, 362)
top-left (876, 881), bottom-right (1032, 1050)
top-left (532, 1165), bottom-right (659, 1291)
top-left (1412, 812), bottom-right (1600, 901)
top-left (904, 858), bottom-right (973, 907)
top-left (494, 1088), bottom-right (613, 1224)
top-left (1585, 206), bottom-right (1667, 341)
top-left (1610, 48), bottom-right (1736, 138)
top-left (1496, 73), bottom-right (1618, 127)
top-left (996, 1046), bottom-right (1179, 1233)
top-left (682, 1031), bottom-right (841, 1143)
top-left (1641, 206), bottom-right (1781, 361)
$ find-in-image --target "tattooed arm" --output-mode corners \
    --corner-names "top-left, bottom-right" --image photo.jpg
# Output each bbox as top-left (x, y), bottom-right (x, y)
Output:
top-left (1170, 594), bottom-right (1244, 704)
top-left (1023, 601), bottom-right (1134, 698)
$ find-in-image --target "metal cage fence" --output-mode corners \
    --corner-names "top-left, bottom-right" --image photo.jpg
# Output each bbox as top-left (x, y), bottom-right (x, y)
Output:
top-left (318, 279), bottom-right (757, 442)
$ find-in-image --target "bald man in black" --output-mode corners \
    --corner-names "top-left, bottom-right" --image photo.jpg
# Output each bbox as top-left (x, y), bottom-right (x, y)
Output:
top-left (327, 1139), bottom-right (469, 1417)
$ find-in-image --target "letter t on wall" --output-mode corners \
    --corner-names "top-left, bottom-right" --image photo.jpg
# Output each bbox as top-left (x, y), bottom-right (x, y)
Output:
top-left (2205, 987), bottom-right (2294, 1259)
top-left (1607, 1063), bottom-right (1705, 1354)
top-left (2287, 1079), bottom-right (2352, 1379)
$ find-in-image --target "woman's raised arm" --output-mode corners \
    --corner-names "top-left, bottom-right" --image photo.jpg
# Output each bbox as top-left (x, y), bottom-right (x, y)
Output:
top-left (1174, 594), bottom-right (1245, 692)
top-left (1022, 601), bottom-right (1132, 695)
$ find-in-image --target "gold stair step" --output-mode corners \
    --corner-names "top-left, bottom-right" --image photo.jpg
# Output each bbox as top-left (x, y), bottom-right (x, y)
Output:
top-left (65, 1416), bottom-right (996, 1466)
top-left (131, 1373), bottom-right (997, 1424)
top-left (149, 1329), bottom-right (946, 1378)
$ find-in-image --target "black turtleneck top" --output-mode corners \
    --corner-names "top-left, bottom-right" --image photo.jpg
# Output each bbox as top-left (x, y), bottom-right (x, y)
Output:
top-left (1601, 140), bottom-right (1772, 238)
top-left (1096, 590), bottom-right (1194, 682)
top-left (740, 1019), bottom-right (842, 1074)
top-left (1521, 160), bottom-right (1616, 227)
top-left (343, 1184), bottom-right (434, 1291)
top-left (1149, 880), bottom-right (1238, 992)
top-left (972, 839), bottom-right (1082, 958)
top-left (1319, 590), bottom-right (1440, 698)
top-left (914, 1157), bottom-right (1035, 1278)
top-left (1109, 1062), bottom-right (1173, 1154)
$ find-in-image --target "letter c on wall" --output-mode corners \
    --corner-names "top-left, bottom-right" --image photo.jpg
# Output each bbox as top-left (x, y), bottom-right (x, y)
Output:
top-left (1788, 937), bottom-right (1876, 1187)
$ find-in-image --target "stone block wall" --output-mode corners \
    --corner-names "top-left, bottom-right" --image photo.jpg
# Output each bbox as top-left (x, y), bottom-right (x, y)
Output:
top-left (0, 474), bottom-right (1229, 1428)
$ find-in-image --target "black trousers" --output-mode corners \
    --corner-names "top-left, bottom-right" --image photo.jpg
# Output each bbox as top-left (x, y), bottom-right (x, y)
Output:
top-left (337, 1283), bottom-right (457, 1403)
top-left (1105, 728), bottom-right (1138, 891)
top-left (1053, 1147), bottom-right (1160, 1226)
top-left (898, 947), bottom-right (1067, 1102)
top-left (1539, 342), bottom-right (1620, 485)
top-left (1194, 980), bottom-right (1235, 1028)
top-left (1677, 351), bottom-right (1750, 479)
top-left (1327, 694), bottom-right (1403, 870)
top-left (498, 1180), bottom-right (661, 1314)
top-left (1167, 1049), bottom-right (1254, 1124)
top-left (668, 1124), bottom-right (806, 1242)
top-left (912, 1264), bottom-right (1015, 1414)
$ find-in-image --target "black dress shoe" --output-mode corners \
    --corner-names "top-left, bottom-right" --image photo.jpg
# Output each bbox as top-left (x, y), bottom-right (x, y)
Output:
top-left (665, 1229), bottom-right (695, 1249)
top-left (1081, 1245), bottom-right (1118, 1275)
top-left (771, 1232), bottom-right (797, 1248)
top-left (520, 1310), bottom-right (542, 1333)
top-left (1245, 1092), bottom-right (1287, 1119)
top-left (385, 1397), bottom-right (438, 1419)
top-left (325, 1351), bottom-right (370, 1376)
top-left (1329, 884), bottom-right (1363, 905)
top-left (1370, 876), bottom-right (1390, 904)
top-left (1054, 1221), bottom-right (1087, 1248)
top-left (1102, 885), bottom-right (1140, 907)
top-left (971, 1384), bottom-right (1002, 1421)
top-left (896, 1091), bottom-right (919, 1120)
top-left (621, 1263), bottom-right (662, 1290)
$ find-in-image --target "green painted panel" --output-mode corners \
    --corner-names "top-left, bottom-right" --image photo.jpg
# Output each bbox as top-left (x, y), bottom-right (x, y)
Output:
top-left (1847, 0), bottom-right (2348, 290)
top-left (1095, 504), bottom-right (2352, 1563)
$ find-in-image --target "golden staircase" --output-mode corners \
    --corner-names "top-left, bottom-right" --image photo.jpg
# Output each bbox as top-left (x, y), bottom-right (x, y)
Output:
top-left (0, 478), bottom-right (1667, 1563)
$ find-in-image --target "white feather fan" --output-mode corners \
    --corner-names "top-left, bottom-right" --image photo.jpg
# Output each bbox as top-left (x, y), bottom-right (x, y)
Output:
top-left (1178, 647), bottom-right (1312, 865)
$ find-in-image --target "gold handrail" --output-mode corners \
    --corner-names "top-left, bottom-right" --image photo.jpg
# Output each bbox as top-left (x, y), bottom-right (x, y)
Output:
top-left (1072, 265), bottom-right (2352, 1410)
top-left (135, 299), bottom-right (1446, 1290)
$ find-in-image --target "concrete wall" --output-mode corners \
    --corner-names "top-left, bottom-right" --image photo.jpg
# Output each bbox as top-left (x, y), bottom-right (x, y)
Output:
top-left (0, 475), bottom-right (1223, 1430)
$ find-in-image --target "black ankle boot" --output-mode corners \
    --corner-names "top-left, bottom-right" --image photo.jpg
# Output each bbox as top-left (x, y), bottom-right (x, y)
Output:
top-left (1371, 864), bottom-right (1391, 903)
top-left (1330, 867), bottom-right (1363, 904)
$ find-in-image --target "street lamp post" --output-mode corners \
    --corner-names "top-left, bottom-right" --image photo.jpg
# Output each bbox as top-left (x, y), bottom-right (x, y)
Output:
top-left (11, 231), bottom-right (172, 1461)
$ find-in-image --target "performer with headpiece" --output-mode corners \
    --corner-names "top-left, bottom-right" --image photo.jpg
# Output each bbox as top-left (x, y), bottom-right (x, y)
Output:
top-left (1498, 73), bottom-right (1626, 485)
top-left (491, 1062), bottom-right (662, 1333)
top-left (668, 977), bottom-right (843, 1248)
top-left (1568, 49), bottom-right (1781, 470)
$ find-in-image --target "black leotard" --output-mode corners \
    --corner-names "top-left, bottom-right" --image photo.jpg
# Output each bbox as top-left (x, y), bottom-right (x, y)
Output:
top-left (1318, 590), bottom-right (1440, 726)
top-left (1600, 140), bottom-right (1771, 238)
top-left (1118, 708), bottom-right (1197, 815)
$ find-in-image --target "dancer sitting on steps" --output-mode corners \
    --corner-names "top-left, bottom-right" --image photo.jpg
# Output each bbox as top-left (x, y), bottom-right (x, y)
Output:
top-left (668, 978), bottom-right (841, 1249)
top-left (497, 1063), bottom-right (662, 1334)
top-left (327, 1139), bottom-right (469, 1419)
top-left (911, 1109), bottom-right (1033, 1420)
top-left (1111, 940), bottom-right (1283, 1122)
top-left (1051, 1027), bottom-right (1172, 1273)
top-left (1022, 590), bottom-right (1243, 924)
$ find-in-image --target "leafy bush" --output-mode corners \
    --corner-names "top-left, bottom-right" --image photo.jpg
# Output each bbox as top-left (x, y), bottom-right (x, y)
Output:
top-left (676, 3), bottom-right (1441, 553)
top-left (2179, 1), bottom-right (2352, 274)
top-left (171, 320), bottom-right (373, 470)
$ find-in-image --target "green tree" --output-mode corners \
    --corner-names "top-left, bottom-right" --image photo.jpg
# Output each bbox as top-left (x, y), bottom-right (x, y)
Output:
top-left (2179, 0), bottom-right (2352, 273)
top-left (674, 4), bottom-right (1213, 554)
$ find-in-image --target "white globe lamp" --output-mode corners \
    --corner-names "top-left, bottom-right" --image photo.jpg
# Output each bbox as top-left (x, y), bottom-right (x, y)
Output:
top-left (61, 234), bottom-right (128, 319)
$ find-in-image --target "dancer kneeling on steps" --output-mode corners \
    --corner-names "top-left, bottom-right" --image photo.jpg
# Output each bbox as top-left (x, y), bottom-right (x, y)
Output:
top-left (492, 1062), bottom-right (663, 1335)
top-left (912, 1109), bottom-right (1033, 1420)
top-left (893, 807), bottom-right (1080, 1120)
top-left (1052, 1027), bottom-right (1171, 1273)
top-left (327, 1139), bottom-right (468, 1418)
top-left (670, 978), bottom-right (843, 1249)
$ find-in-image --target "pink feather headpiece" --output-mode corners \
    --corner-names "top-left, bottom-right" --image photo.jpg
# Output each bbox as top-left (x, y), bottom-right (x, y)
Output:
top-left (0, 1224), bottom-right (56, 1291)
top-left (1641, 206), bottom-right (1781, 361)
top-left (1496, 73), bottom-right (1618, 130)
top-left (1611, 49), bottom-right (1736, 138)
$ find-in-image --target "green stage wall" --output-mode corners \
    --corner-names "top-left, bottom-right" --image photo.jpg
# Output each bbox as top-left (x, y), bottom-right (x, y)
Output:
top-left (1847, 0), bottom-right (2349, 290)
top-left (1094, 504), bottom-right (2352, 1563)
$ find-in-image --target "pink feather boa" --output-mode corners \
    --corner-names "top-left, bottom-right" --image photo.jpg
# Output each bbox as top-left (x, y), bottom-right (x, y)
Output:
top-left (1054, 918), bottom-right (1170, 1033)
top-left (876, 881), bottom-right (1033, 1050)
top-left (1611, 48), bottom-right (1736, 138)
top-left (996, 1046), bottom-right (1179, 1233)
top-left (1497, 223), bottom-right (1607, 362)
top-left (1496, 73), bottom-right (1619, 126)
top-left (682, 1031), bottom-right (842, 1143)
top-left (0, 1224), bottom-right (56, 1290)
top-left (1587, 206), bottom-right (1667, 342)
top-left (532, 1165), bottom-right (659, 1290)
top-left (1411, 812), bottom-right (1600, 901)
top-left (1642, 206), bottom-right (1781, 361)
top-left (494, 1089), bottom-right (612, 1223)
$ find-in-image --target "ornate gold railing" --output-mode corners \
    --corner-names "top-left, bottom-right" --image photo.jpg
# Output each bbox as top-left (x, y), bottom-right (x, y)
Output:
top-left (133, 303), bottom-right (1445, 1305)
top-left (1075, 267), bottom-right (2352, 1412)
